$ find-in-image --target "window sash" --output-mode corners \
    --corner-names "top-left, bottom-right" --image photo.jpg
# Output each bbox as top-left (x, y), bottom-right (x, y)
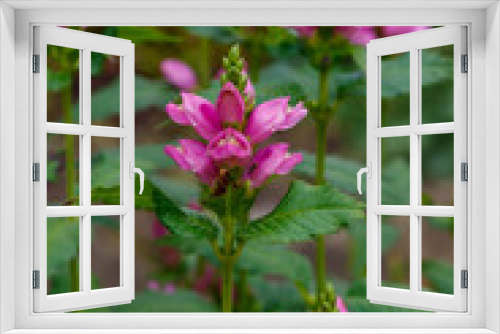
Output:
top-left (32, 26), bottom-right (135, 313)
top-left (366, 26), bottom-right (468, 312)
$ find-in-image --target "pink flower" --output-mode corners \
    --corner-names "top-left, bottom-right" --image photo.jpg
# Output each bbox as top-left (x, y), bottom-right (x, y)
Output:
top-left (383, 26), bottom-right (429, 37)
top-left (336, 296), bottom-right (348, 312)
top-left (147, 280), bottom-right (160, 292)
top-left (165, 102), bottom-right (190, 125)
top-left (216, 82), bottom-right (245, 125)
top-left (336, 26), bottom-right (377, 45)
top-left (164, 139), bottom-right (218, 186)
top-left (207, 128), bottom-right (252, 163)
top-left (164, 282), bottom-right (176, 294)
top-left (151, 218), bottom-right (168, 239)
top-left (182, 93), bottom-right (222, 140)
top-left (164, 139), bottom-right (208, 173)
top-left (244, 97), bottom-right (289, 144)
top-left (289, 26), bottom-right (318, 38)
top-left (278, 102), bottom-right (308, 130)
top-left (244, 143), bottom-right (302, 188)
top-left (160, 59), bottom-right (197, 91)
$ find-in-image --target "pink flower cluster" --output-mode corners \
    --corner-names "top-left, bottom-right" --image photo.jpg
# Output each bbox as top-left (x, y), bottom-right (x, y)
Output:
top-left (164, 81), bottom-right (307, 190)
top-left (147, 280), bottom-right (176, 294)
top-left (290, 26), bottom-right (429, 45)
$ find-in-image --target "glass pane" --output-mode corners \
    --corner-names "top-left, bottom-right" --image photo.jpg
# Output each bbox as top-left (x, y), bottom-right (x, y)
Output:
top-left (47, 45), bottom-right (80, 124)
top-left (421, 45), bottom-right (454, 124)
top-left (91, 52), bottom-right (121, 127)
top-left (47, 134), bottom-right (80, 206)
top-left (47, 217), bottom-right (80, 295)
top-left (381, 215), bottom-right (410, 290)
top-left (421, 217), bottom-right (454, 294)
top-left (92, 216), bottom-right (121, 290)
top-left (381, 52), bottom-right (410, 127)
top-left (421, 133), bottom-right (454, 206)
top-left (381, 136), bottom-right (410, 205)
top-left (91, 137), bottom-right (121, 205)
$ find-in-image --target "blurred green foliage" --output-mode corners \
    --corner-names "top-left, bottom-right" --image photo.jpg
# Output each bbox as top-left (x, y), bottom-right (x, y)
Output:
top-left (46, 26), bottom-right (455, 313)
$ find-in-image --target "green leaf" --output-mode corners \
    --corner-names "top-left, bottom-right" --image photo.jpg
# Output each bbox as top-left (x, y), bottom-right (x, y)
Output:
top-left (47, 217), bottom-right (79, 277)
top-left (73, 76), bottom-right (176, 122)
top-left (254, 82), bottom-right (307, 106)
top-left (184, 26), bottom-right (241, 44)
top-left (422, 260), bottom-right (454, 295)
top-left (85, 290), bottom-right (217, 312)
top-left (153, 186), bottom-right (218, 240)
top-left (345, 298), bottom-right (423, 312)
top-left (249, 277), bottom-right (307, 312)
top-left (47, 160), bottom-right (59, 182)
top-left (238, 246), bottom-right (313, 285)
top-left (238, 180), bottom-right (363, 243)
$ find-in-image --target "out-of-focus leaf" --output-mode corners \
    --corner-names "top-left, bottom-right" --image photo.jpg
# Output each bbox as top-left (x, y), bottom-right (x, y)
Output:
top-left (184, 27), bottom-right (241, 44)
top-left (47, 71), bottom-right (72, 92)
top-left (422, 260), bottom-right (454, 295)
top-left (47, 217), bottom-right (79, 277)
top-left (345, 298), bottom-right (423, 312)
top-left (254, 82), bottom-right (307, 106)
top-left (73, 76), bottom-right (176, 122)
top-left (239, 180), bottom-right (363, 244)
top-left (149, 174), bottom-right (199, 207)
top-left (249, 277), bottom-right (307, 312)
top-left (117, 26), bottom-right (183, 43)
top-left (238, 246), bottom-right (313, 285)
top-left (47, 160), bottom-right (59, 182)
top-left (153, 185), bottom-right (218, 240)
top-left (86, 290), bottom-right (217, 312)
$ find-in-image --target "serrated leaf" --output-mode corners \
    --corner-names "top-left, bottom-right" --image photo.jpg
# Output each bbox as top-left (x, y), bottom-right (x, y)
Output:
top-left (239, 180), bottom-right (363, 243)
top-left (153, 186), bottom-right (218, 240)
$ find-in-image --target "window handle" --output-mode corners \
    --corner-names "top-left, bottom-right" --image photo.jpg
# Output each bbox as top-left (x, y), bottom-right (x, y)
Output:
top-left (129, 162), bottom-right (144, 195)
top-left (357, 162), bottom-right (372, 195)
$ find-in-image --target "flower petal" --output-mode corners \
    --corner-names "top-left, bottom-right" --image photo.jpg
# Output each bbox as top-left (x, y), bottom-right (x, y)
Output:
top-left (207, 128), bottom-right (252, 162)
top-left (276, 152), bottom-right (302, 175)
top-left (245, 97), bottom-right (289, 144)
top-left (160, 59), bottom-right (197, 91)
top-left (182, 93), bottom-right (222, 140)
top-left (165, 102), bottom-right (190, 125)
top-left (164, 144), bottom-right (191, 170)
top-left (278, 102), bottom-right (308, 130)
top-left (216, 82), bottom-right (245, 125)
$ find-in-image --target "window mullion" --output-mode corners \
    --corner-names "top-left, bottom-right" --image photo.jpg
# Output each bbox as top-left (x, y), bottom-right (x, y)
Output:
top-left (81, 47), bottom-right (92, 294)
top-left (409, 48), bottom-right (420, 294)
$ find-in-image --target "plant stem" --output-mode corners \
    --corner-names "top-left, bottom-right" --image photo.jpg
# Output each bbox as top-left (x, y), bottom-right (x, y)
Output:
top-left (222, 257), bottom-right (234, 312)
top-left (63, 83), bottom-right (79, 293)
top-left (315, 65), bottom-right (330, 305)
top-left (221, 187), bottom-right (234, 312)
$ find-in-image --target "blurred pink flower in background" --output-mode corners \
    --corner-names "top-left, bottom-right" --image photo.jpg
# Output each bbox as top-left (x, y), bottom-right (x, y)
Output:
top-left (151, 218), bottom-right (169, 239)
top-left (160, 59), bottom-right (197, 91)
top-left (194, 266), bottom-right (216, 294)
top-left (336, 26), bottom-right (377, 45)
top-left (289, 26), bottom-right (318, 38)
top-left (147, 280), bottom-right (161, 292)
top-left (164, 282), bottom-right (176, 294)
top-left (160, 246), bottom-right (181, 267)
top-left (337, 296), bottom-right (348, 312)
top-left (382, 26), bottom-right (429, 37)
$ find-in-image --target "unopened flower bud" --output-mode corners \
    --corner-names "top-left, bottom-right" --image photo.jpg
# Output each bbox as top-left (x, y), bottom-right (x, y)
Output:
top-left (223, 57), bottom-right (230, 69)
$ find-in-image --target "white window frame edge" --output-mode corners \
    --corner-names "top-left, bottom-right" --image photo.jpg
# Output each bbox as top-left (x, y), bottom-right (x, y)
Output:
top-left (0, 1), bottom-right (496, 333)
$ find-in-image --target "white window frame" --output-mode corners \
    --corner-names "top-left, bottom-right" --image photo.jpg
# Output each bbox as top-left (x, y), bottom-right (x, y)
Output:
top-left (33, 26), bottom-right (136, 313)
top-left (0, 1), bottom-right (499, 333)
top-left (366, 26), bottom-right (468, 312)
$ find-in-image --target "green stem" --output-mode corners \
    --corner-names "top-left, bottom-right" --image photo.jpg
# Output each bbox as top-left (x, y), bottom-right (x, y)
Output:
top-left (199, 38), bottom-right (211, 88)
top-left (222, 257), bottom-right (234, 312)
top-left (63, 84), bottom-right (79, 293)
top-left (315, 66), bottom-right (330, 306)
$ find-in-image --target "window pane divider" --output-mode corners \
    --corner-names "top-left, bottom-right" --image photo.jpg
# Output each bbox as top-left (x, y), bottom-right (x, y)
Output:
top-left (373, 122), bottom-right (454, 138)
top-left (46, 122), bottom-right (129, 138)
